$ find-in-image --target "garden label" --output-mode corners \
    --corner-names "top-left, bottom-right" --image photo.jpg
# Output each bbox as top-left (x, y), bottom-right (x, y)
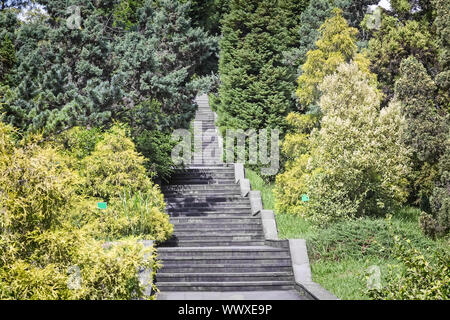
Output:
top-left (97, 202), bottom-right (107, 209)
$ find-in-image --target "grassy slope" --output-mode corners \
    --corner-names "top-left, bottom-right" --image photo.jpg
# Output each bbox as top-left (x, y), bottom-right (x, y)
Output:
top-left (246, 169), bottom-right (445, 300)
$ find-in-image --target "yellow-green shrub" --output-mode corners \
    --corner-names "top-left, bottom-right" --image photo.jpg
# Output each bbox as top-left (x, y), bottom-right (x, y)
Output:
top-left (0, 129), bottom-right (78, 235)
top-left (80, 191), bottom-right (172, 243)
top-left (54, 126), bottom-right (104, 161)
top-left (0, 229), bottom-right (158, 300)
top-left (0, 122), bottom-right (160, 299)
top-left (275, 112), bottom-right (317, 216)
top-left (276, 62), bottom-right (410, 224)
top-left (80, 124), bottom-right (153, 200)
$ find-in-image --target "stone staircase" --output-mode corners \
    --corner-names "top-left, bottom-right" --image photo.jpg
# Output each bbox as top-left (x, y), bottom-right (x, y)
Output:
top-left (156, 95), bottom-right (297, 294)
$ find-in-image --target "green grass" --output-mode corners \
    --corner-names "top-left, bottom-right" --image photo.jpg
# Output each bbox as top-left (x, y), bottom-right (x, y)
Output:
top-left (245, 169), bottom-right (275, 210)
top-left (246, 168), bottom-right (447, 300)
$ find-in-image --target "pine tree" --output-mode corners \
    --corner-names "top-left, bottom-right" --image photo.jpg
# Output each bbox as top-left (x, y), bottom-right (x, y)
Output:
top-left (433, 0), bottom-right (450, 111)
top-left (284, 0), bottom-right (334, 69)
top-left (2, 0), bottom-right (215, 133)
top-left (283, 0), bottom-right (377, 71)
top-left (0, 0), bottom-right (30, 11)
top-left (395, 56), bottom-right (446, 164)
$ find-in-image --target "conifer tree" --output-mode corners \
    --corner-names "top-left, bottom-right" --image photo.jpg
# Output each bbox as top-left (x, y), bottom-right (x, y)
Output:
top-left (394, 56), bottom-right (448, 210)
top-left (217, 0), bottom-right (307, 133)
top-left (0, 34), bottom-right (15, 83)
top-left (432, 0), bottom-right (450, 110)
top-left (296, 8), bottom-right (373, 112)
top-left (395, 56), bottom-right (446, 164)
top-left (2, 0), bottom-right (215, 134)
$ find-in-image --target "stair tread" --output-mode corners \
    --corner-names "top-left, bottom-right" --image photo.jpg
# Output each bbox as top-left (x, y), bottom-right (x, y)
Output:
top-left (157, 281), bottom-right (294, 286)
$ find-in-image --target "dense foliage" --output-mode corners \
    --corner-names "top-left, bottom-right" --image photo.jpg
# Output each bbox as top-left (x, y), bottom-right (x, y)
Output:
top-left (0, 122), bottom-right (171, 299)
top-left (276, 62), bottom-right (410, 224)
top-left (215, 0), bottom-right (308, 134)
top-left (1, 0), bottom-right (449, 301)
top-left (296, 8), bottom-right (374, 113)
top-left (0, 0), bottom-right (216, 180)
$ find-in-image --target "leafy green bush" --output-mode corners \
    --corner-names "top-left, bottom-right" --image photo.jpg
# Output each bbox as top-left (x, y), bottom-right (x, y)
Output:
top-left (134, 129), bottom-right (176, 182)
top-left (81, 124), bottom-right (155, 200)
top-left (367, 235), bottom-right (449, 300)
top-left (276, 62), bottom-right (410, 224)
top-left (0, 229), bottom-right (158, 300)
top-left (88, 191), bottom-right (172, 243)
top-left (0, 122), bottom-right (163, 299)
top-left (56, 126), bottom-right (104, 161)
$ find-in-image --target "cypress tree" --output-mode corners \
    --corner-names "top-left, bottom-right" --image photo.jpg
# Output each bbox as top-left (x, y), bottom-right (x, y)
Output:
top-left (217, 0), bottom-right (306, 133)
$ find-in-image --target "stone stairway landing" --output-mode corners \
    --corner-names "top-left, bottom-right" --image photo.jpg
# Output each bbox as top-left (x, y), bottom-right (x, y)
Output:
top-left (155, 95), bottom-right (304, 299)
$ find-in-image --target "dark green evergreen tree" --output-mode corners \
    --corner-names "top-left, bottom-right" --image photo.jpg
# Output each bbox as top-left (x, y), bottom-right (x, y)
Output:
top-left (0, 0), bottom-right (30, 11)
top-left (432, 0), bottom-right (450, 111)
top-left (217, 0), bottom-right (308, 133)
top-left (395, 56), bottom-right (448, 210)
top-left (0, 34), bottom-right (15, 83)
top-left (1, 0), bottom-right (216, 179)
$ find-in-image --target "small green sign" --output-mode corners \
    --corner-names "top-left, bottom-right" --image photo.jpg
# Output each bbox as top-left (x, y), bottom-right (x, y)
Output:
top-left (97, 202), bottom-right (107, 209)
top-left (301, 194), bottom-right (309, 202)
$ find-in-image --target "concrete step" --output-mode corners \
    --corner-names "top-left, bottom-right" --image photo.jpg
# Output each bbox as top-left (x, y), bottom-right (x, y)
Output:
top-left (159, 240), bottom-right (266, 247)
top-left (169, 174), bottom-right (234, 180)
top-left (162, 184), bottom-right (239, 191)
top-left (167, 211), bottom-right (250, 219)
top-left (167, 179), bottom-right (236, 185)
top-left (171, 171), bottom-right (234, 177)
top-left (155, 281), bottom-right (295, 291)
top-left (164, 195), bottom-right (245, 202)
top-left (168, 204), bottom-right (251, 210)
top-left (186, 164), bottom-right (231, 169)
top-left (173, 224), bottom-right (262, 231)
top-left (158, 246), bottom-right (290, 257)
top-left (168, 234), bottom-right (264, 241)
top-left (163, 191), bottom-right (242, 197)
top-left (156, 272), bottom-right (293, 282)
top-left (159, 263), bottom-right (293, 273)
top-left (167, 203), bottom-right (250, 209)
top-left (167, 207), bottom-right (252, 213)
top-left (172, 230), bottom-right (263, 237)
top-left (159, 256), bottom-right (291, 271)
top-left (173, 168), bottom-right (234, 173)
top-left (169, 217), bottom-right (261, 224)
top-left (166, 202), bottom-right (250, 208)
